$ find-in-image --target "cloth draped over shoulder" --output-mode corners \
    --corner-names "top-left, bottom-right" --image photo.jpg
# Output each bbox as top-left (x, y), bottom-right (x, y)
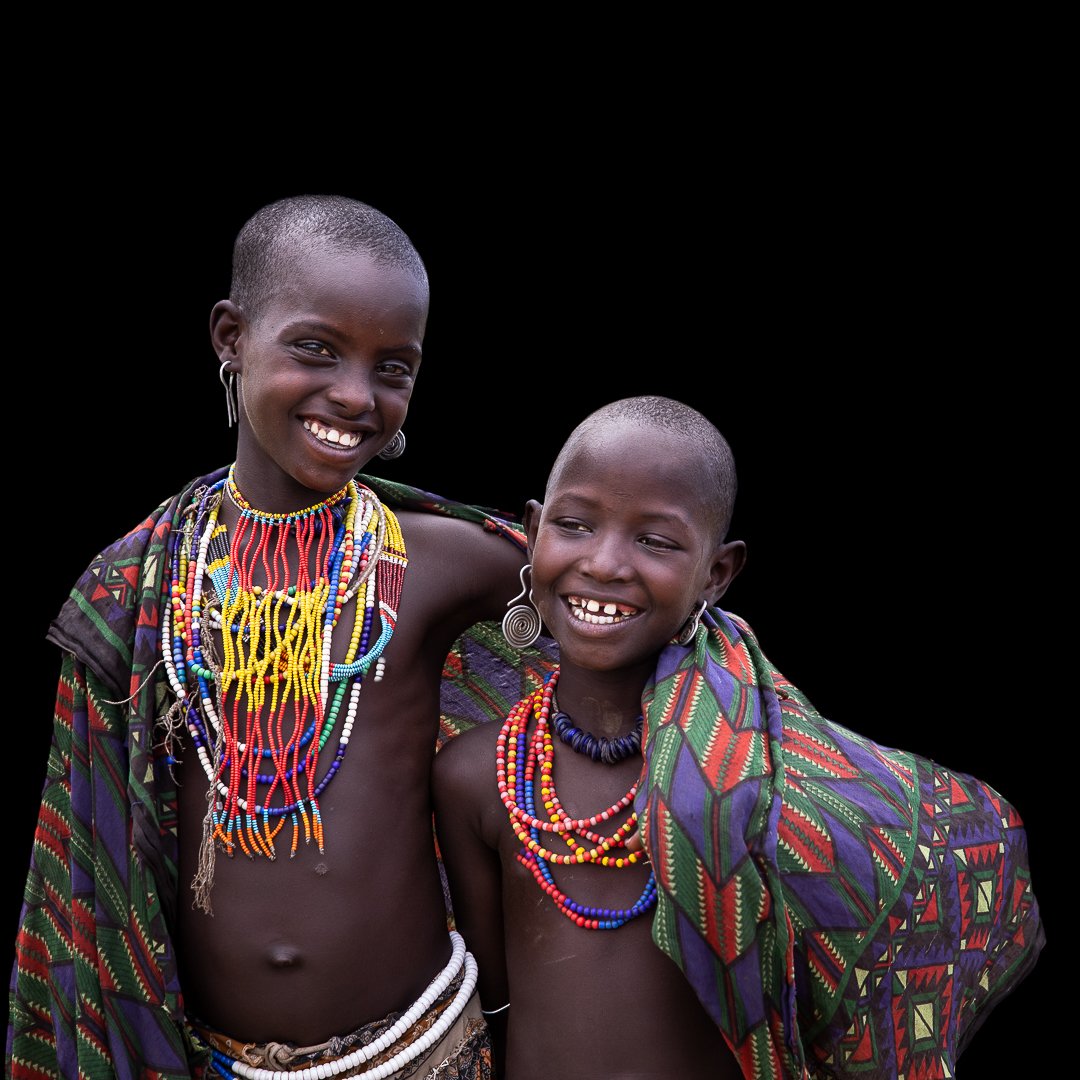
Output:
top-left (6, 466), bottom-right (558, 1080)
top-left (635, 607), bottom-right (1044, 1080)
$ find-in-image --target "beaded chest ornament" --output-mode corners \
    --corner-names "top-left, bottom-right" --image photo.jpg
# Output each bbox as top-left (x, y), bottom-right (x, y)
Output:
top-left (162, 466), bottom-right (406, 901)
top-left (496, 667), bottom-right (657, 930)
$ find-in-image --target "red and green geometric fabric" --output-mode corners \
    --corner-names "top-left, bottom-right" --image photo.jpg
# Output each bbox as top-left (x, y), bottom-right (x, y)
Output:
top-left (636, 608), bottom-right (1044, 1079)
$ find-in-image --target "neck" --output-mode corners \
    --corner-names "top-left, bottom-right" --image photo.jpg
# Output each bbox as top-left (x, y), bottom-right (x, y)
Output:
top-left (225, 446), bottom-right (362, 519)
top-left (552, 664), bottom-right (649, 738)
top-left (226, 463), bottom-right (352, 519)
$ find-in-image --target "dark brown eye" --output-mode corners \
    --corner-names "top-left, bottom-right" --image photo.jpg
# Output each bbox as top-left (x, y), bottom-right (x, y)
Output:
top-left (298, 341), bottom-right (334, 358)
top-left (378, 359), bottom-right (415, 379)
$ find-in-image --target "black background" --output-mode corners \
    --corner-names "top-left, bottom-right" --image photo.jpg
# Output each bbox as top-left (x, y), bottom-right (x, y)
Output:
top-left (10, 163), bottom-right (1060, 1077)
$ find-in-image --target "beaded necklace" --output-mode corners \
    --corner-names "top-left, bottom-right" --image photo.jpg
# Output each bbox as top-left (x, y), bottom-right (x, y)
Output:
top-left (496, 668), bottom-right (657, 930)
top-left (551, 695), bottom-right (643, 763)
top-left (162, 466), bottom-right (407, 874)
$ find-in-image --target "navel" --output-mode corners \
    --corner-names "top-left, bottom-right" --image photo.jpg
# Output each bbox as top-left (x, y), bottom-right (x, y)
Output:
top-left (267, 944), bottom-right (304, 969)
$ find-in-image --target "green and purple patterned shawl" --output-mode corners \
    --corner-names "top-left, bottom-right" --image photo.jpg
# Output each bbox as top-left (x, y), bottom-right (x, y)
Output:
top-left (6, 467), bottom-right (557, 1080)
top-left (636, 607), bottom-right (1044, 1079)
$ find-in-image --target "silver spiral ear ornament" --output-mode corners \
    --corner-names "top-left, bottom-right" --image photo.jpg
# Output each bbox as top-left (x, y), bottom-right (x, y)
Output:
top-left (378, 430), bottom-right (406, 460)
top-left (501, 564), bottom-right (542, 648)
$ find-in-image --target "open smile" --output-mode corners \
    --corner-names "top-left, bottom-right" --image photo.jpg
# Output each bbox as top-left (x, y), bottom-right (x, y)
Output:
top-left (567, 595), bottom-right (640, 625)
top-left (303, 419), bottom-right (362, 449)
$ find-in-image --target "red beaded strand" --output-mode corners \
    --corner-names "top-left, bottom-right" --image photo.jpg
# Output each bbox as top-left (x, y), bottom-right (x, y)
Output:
top-left (496, 670), bottom-right (645, 868)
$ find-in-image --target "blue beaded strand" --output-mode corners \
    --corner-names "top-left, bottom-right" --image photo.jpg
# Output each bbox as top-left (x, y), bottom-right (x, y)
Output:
top-left (517, 696), bottom-right (657, 930)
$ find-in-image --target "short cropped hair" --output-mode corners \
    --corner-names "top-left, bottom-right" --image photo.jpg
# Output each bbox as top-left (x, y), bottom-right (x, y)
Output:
top-left (230, 194), bottom-right (428, 321)
top-left (553, 395), bottom-right (738, 541)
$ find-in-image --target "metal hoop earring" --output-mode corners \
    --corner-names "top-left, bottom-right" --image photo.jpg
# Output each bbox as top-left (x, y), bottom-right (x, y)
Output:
top-left (378, 430), bottom-right (406, 460)
top-left (675, 599), bottom-right (708, 646)
top-left (219, 359), bottom-right (239, 428)
top-left (501, 564), bottom-right (542, 648)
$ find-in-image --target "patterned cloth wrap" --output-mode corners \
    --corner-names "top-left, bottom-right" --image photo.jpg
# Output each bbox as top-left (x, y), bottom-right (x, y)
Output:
top-left (6, 467), bottom-right (557, 1080)
top-left (635, 607), bottom-right (1045, 1080)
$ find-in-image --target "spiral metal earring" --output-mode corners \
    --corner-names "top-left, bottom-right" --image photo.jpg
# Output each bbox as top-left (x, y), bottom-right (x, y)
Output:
top-left (219, 360), bottom-right (239, 428)
top-left (675, 599), bottom-right (707, 646)
top-left (378, 430), bottom-right (406, 460)
top-left (502, 564), bottom-right (542, 648)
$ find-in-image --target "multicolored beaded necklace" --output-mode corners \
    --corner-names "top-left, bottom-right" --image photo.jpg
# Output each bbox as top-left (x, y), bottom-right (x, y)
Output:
top-left (496, 668), bottom-right (657, 930)
top-left (162, 465), bottom-right (406, 878)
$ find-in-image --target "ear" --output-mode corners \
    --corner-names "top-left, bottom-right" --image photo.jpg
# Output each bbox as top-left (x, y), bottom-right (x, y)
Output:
top-left (522, 499), bottom-right (543, 558)
top-left (210, 300), bottom-right (244, 370)
top-left (704, 539), bottom-right (747, 605)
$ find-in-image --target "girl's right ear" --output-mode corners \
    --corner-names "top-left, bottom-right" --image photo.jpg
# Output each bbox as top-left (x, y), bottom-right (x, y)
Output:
top-left (522, 499), bottom-right (544, 556)
top-left (210, 300), bottom-right (243, 367)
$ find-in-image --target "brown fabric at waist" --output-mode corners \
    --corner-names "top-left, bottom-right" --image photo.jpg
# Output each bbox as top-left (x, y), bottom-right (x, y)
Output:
top-left (187, 933), bottom-right (490, 1078)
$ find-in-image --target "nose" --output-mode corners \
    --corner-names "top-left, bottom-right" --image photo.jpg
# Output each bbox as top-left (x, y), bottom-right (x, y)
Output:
top-left (579, 530), bottom-right (633, 583)
top-left (327, 365), bottom-right (376, 416)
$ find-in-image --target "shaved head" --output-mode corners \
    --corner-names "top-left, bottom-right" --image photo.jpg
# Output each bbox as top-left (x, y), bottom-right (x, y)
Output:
top-left (550, 396), bottom-right (738, 542)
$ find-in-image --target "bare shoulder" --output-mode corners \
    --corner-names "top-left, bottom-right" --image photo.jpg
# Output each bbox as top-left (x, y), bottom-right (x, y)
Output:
top-left (432, 721), bottom-right (509, 850)
top-left (433, 723), bottom-right (502, 796)
top-left (435, 722), bottom-right (500, 771)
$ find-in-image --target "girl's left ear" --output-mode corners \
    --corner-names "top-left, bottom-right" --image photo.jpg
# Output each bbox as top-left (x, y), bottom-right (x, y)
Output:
top-left (706, 539), bottom-right (747, 605)
top-left (522, 499), bottom-right (544, 558)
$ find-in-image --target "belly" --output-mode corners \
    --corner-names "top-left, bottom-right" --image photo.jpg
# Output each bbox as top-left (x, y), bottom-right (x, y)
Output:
top-left (172, 733), bottom-right (452, 1045)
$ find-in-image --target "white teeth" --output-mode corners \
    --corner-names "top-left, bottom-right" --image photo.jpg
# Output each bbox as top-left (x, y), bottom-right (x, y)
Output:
top-left (304, 420), bottom-right (360, 448)
top-left (572, 609), bottom-right (616, 624)
top-left (567, 596), bottom-right (638, 625)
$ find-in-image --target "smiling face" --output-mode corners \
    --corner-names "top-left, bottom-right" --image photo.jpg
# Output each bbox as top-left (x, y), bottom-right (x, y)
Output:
top-left (526, 418), bottom-right (739, 683)
top-left (214, 244), bottom-right (428, 512)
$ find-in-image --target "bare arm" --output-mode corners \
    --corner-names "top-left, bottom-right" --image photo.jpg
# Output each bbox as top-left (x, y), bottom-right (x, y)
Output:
top-left (431, 726), bottom-right (509, 1076)
top-left (397, 509), bottom-right (529, 635)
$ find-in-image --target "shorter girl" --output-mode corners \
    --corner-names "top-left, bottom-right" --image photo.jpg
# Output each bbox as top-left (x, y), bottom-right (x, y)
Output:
top-left (432, 395), bottom-right (1043, 1080)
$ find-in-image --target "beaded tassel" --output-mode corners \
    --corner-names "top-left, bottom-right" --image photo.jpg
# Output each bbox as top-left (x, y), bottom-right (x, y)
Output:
top-left (496, 668), bottom-right (657, 930)
top-left (161, 467), bottom-right (407, 888)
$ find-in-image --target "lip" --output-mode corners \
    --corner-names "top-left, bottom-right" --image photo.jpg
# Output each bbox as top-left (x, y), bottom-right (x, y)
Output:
top-left (302, 418), bottom-right (368, 451)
